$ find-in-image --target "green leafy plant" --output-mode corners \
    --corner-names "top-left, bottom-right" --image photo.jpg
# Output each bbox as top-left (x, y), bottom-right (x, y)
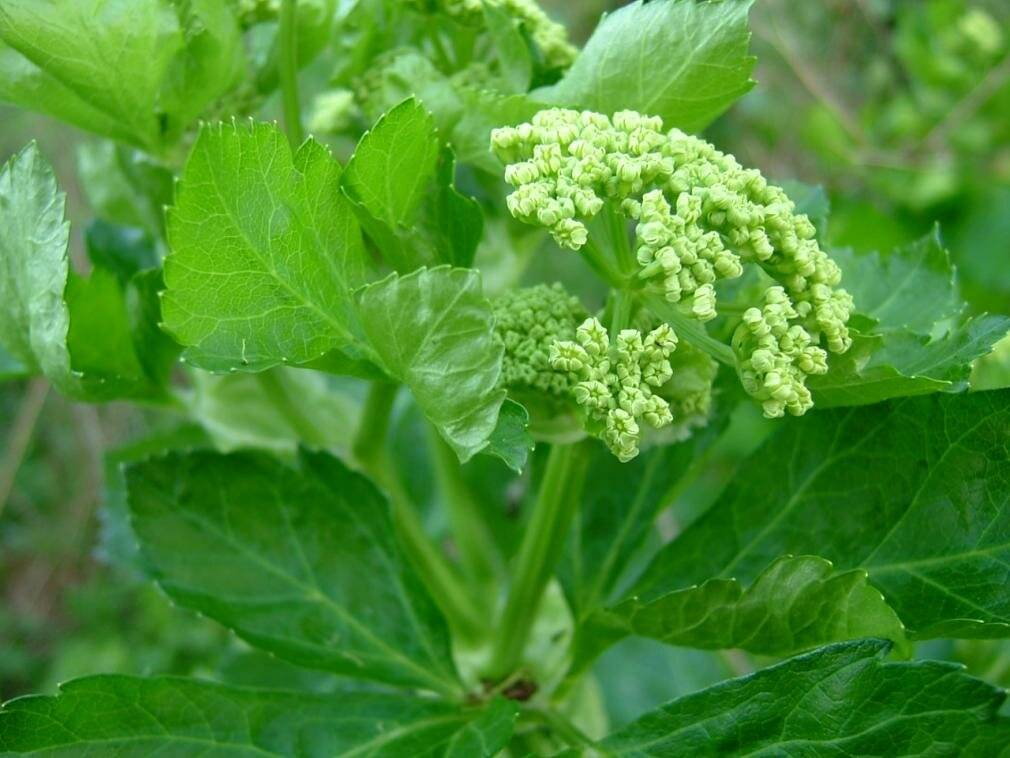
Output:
top-left (2, 0), bottom-right (1010, 754)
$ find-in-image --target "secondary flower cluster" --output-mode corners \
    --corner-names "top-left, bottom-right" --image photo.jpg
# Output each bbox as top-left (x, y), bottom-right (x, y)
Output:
top-left (550, 318), bottom-right (678, 462)
top-left (733, 287), bottom-right (829, 418)
top-left (493, 283), bottom-right (587, 398)
top-left (491, 108), bottom-right (855, 418)
top-left (406, 0), bottom-right (576, 70)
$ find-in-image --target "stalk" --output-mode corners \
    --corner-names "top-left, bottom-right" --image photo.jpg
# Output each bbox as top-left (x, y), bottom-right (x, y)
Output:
top-left (352, 382), bottom-right (484, 642)
top-left (486, 442), bottom-right (588, 678)
top-left (643, 293), bottom-right (736, 366)
top-left (427, 424), bottom-right (500, 588)
top-left (279, 0), bottom-right (304, 148)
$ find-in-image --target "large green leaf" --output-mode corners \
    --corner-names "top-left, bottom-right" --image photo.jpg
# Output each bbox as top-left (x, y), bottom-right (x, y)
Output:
top-left (343, 100), bottom-right (483, 270)
top-left (574, 556), bottom-right (907, 675)
top-left (540, 0), bottom-right (756, 133)
top-left (125, 449), bottom-right (461, 694)
top-left (595, 640), bottom-right (1010, 756)
top-left (812, 231), bottom-right (1010, 406)
top-left (635, 390), bottom-right (1010, 639)
top-left (0, 676), bottom-right (518, 756)
top-left (163, 121), bottom-right (368, 372)
top-left (356, 267), bottom-right (506, 462)
top-left (0, 144), bottom-right (171, 401)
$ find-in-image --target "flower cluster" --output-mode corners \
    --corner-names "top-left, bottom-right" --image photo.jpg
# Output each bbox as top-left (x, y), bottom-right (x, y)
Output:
top-left (491, 107), bottom-right (855, 418)
top-left (406, 0), bottom-right (576, 70)
top-left (550, 318), bottom-right (678, 461)
top-left (493, 283), bottom-right (587, 398)
top-left (733, 287), bottom-right (829, 418)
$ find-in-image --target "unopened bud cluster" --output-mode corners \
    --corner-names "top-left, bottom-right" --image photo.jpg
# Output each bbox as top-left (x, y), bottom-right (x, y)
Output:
top-left (406, 0), bottom-right (576, 70)
top-left (733, 287), bottom-right (829, 418)
top-left (491, 108), bottom-right (855, 417)
top-left (550, 318), bottom-right (678, 461)
top-left (493, 283), bottom-right (587, 398)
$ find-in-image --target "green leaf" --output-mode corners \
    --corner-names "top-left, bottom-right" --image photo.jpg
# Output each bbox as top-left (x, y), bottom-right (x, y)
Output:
top-left (575, 555), bottom-right (908, 674)
top-left (163, 121), bottom-right (368, 372)
top-left (812, 231), bottom-right (1010, 406)
top-left (540, 0), bottom-right (756, 133)
top-left (481, 398), bottom-right (535, 473)
top-left (596, 640), bottom-right (1010, 756)
top-left (0, 343), bottom-right (27, 380)
top-left (85, 221), bottom-right (159, 284)
top-left (559, 417), bottom-right (728, 625)
top-left (635, 390), bottom-right (1010, 640)
top-left (0, 144), bottom-right (171, 401)
top-left (356, 267), bottom-right (506, 463)
top-left (125, 449), bottom-right (461, 694)
top-left (345, 98), bottom-right (441, 232)
top-left (0, 675), bottom-right (518, 756)
top-left (343, 100), bottom-right (482, 270)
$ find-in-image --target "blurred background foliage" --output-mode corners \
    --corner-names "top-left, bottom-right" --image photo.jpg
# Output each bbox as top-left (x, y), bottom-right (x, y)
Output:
top-left (2, 0), bottom-right (1010, 724)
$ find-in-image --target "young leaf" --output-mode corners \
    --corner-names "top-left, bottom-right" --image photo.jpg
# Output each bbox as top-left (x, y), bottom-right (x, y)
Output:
top-left (0, 676), bottom-right (518, 756)
top-left (163, 122), bottom-right (369, 372)
top-left (635, 390), bottom-right (1010, 639)
top-left (812, 231), bottom-right (1010, 406)
top-left (343, 100), bottom-right (483, 270)
top-left (356, 267), bottom-right (506, 462)
top-left (595, 640), bottom-right (1010, 756)
top-left (344, 98), bottom-right (441, 234)
top-left (540, 0), bottom-right (756, 133)
top-left (125, 449), bottom-right (461, 694)
top-left (573, 555), bottom-right (908, 675)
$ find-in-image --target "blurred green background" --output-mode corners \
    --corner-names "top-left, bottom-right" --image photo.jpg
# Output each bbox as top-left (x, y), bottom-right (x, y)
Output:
top-left (2, 0), bottom-right (1009, 720)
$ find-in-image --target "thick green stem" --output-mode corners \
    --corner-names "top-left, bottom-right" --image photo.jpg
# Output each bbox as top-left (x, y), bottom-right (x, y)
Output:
top-left (279, 0), bottom-right (303, 147)
top-left (255, 370), bottom-right (329, 446)
top-left (353, 382), bottom-right (484, 643)
top-left (609, 289), bottom-right (634, 337)
top-left (487, 442), bottom-right (588, 678)
top-left (427, 424), bottom-right (500, 588)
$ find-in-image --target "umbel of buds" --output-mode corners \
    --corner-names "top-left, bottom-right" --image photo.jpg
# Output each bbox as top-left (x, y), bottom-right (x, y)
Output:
top-left (491, 108), bottom-right (855, 419)
top-left (551, 318), bottom-right (678, 462)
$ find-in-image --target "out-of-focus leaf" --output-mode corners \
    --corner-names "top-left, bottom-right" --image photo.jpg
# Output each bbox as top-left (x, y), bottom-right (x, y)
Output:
top-left (635, 390), bottom-right (1010, 640)
top-left (190, 369), bottom-right (360, 454)
top-left (163, 122), bottom-right (368, 372)
top-left (0, 675), bottom-right (518, 756)
top-left (595, 640), bottom-right (1010, 756)
top-left (0, 144), bottom-right (172, 401)
top-left (356, 267), bottom-right (505, 462)
top-left (540, 0), bottom-right (756, 133)
top-left (126, 449), bottom-right (461, 693)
